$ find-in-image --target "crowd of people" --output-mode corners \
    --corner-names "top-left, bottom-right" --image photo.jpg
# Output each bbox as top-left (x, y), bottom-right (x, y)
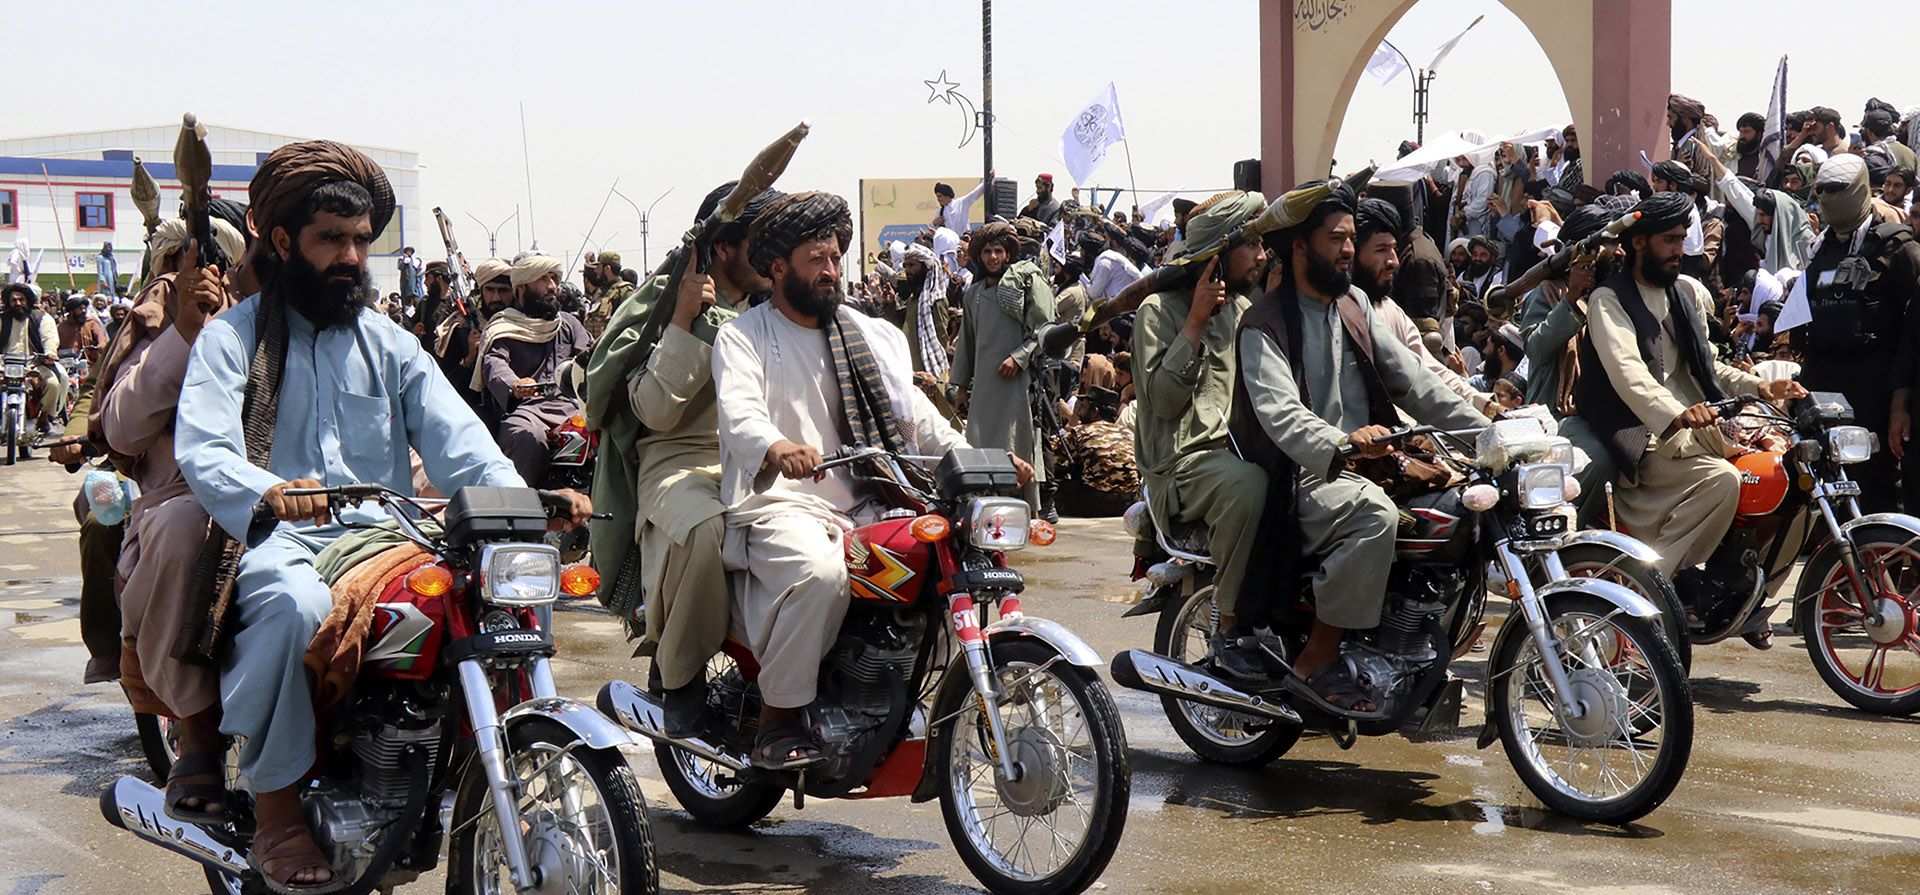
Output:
top-left (12, 84), bottom-right (1920, 888)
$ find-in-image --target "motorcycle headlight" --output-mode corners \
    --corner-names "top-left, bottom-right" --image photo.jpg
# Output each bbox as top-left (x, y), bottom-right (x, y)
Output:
top-left (479, 544), bottom-right (561, 606)
top-left (967, 497), bottom-right (1031, 551)
top-left (1827, 426), bottom-right (1874, 464)
top-left (2, 361), bottom-right (23, 379)
top-left (1516, 463), bottom-right (1568, 510)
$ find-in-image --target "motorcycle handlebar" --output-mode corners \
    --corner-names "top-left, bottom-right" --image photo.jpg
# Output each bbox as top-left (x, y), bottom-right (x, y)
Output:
top-left (1334, 425), bottom-right (1420, 459)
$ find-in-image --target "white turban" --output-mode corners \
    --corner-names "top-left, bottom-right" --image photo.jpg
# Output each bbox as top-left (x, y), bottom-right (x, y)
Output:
top-left (149, 218), bottom-right (246, 271)
top-left (886, 240), bottom-right (907, 271)
top-left (1447, 237), bottom-right (1472, 255)
top-left (931, 226), bottom-right (960, 264)
top-left (509, 253), bottom-right (561, 287)
top-left (1792, 144), bottom-right (1829, 166)
top-left (473, 257), bottom-right (511, 287)
top-left (1746, 268), bottom-right (1782, 315)
top-left (902, 243), bottom-right (937, 266)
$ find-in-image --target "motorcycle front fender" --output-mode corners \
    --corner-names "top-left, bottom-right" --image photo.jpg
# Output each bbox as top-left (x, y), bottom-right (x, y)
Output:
top-left (1793, 512), bottom-right (1920, 605)
top-left (1555, 529), bottom-right (1663, 566)
top-left (1478, 577), bottom-right (1662, 742)
top-left (981, 615), bottom-right (1104, 667)
top-left (500, 696), bottom-right (636, 751)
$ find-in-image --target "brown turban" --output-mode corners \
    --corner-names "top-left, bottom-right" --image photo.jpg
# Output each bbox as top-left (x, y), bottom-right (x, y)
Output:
top-left (972, 221), bottom-right (1019, 256)
top-left (746, 191), bottom-right (853, 277)
top-left (246, 140), bottom-right (396, 260)
top-left (1667, 94), bottom-right (1718, 131)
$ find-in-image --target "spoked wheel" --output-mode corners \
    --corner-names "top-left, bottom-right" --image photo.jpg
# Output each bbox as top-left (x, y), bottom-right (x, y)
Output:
top-left (1551, 544), bottom-right (1692, 672)
top-left (654, 655), bottom-right (783, 828)
top-left (937, 638), bottom-right (1128, 895)
top-left (1150, 581), bottom-right (1300, 765)
top-left (134, 712), bottom-right (175, 782)
top-left (447, 718), bottom-right (658, 894)
top-left (3, 411), bottom-right (17, 465)
top-left (1491, 593), bottom-right (1692, 823)
top-left (1796, 525), bottom-right (1920, 715)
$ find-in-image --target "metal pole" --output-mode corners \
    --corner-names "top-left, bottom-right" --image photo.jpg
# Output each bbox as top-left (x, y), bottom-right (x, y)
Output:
top-left (519, 102), bottom-right (538, 250)
top-left (39, 164), bottom-right (74, 288)
top-left (981, 0), bottom-right (994, 211)
top-left (1414, 70), bottom-right (1432, 144)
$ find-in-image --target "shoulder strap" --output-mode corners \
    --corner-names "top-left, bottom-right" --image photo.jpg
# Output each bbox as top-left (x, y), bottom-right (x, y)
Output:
top-left (1333, 293), bottom-right (1375, 364)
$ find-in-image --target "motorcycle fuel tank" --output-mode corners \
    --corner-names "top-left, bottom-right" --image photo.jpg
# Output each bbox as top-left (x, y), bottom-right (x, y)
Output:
top-left (1734, 450), bottom-right (1789, 516)
top-left (846, 517), bottom-right (932, 604)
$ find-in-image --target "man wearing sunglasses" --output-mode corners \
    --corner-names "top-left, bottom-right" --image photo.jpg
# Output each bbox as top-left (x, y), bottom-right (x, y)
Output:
top-left (1799, 156), bottom-right (1920, 513)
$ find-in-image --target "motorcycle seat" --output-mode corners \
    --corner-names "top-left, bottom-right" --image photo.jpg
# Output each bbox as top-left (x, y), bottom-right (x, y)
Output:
top-left (1139, 482), bottom-right (1212, 563)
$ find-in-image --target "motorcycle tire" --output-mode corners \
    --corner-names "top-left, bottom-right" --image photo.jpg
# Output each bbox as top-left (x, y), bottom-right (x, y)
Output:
top-left (1795, 524), bottom-right (1920, 715)
top-left (3, 413), bottom-right (16, 466)
top-left (654, 739), bottom-right (784, 829)
top-left (1150, 580), bottom-right (1300, 766)
top-left (936, 638), bottom-right (1128, 895)
top-left (1491, 591), bottom-right (1692, 824)
top-left (1551, 543), bottom-right (1692, 673)
top-left (447, 718), bottom-right (658, 894)
top-left (134, 712), bottom-right (174, 783)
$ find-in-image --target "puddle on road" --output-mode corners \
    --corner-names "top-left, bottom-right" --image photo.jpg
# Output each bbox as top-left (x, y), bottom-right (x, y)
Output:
top-left (14, 611), bottom-right (49, 625)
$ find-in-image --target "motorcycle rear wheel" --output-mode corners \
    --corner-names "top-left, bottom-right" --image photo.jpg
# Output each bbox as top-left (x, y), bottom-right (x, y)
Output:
top-left (1491, 592), bottom-right (1692, 823)
top-left (652, 654), bottom-right (784, 829)
top-left (3, 411), bottom-right (17, 465)
top-left (1150, 579), bottom-right (1301, 766)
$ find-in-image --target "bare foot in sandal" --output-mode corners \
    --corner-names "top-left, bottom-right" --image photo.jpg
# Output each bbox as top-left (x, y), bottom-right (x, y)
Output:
top-left (251, 788), bottom-right (336, 893)
top-left (751, 705), bottom-right (823, 770)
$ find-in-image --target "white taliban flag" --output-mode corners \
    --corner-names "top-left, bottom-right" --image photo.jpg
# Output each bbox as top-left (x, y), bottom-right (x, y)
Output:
top-left (1060, 82), bottom-right (1127, 185)
top-left (1366, 42), bottom-right (1409, 86)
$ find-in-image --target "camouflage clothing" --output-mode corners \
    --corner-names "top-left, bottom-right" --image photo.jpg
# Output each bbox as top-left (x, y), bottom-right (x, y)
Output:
top-left (583, 279), bottom-right (637, 339)
top-left (1057, 419), bottom-right (1139, 496)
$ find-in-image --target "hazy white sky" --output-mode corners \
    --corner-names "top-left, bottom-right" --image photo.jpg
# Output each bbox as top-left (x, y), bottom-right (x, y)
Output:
top-left (10, 0), bottom-right (1913, 269)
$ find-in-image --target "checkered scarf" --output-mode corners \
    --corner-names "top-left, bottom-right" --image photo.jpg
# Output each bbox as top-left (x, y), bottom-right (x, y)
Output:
top-left (826, 308), bottom-right (911, 454)
top-left (902, 244), bottom-right (950, 380)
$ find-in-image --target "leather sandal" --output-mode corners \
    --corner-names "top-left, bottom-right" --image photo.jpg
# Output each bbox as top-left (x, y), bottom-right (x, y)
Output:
top-left (163, 752), bottom-right (229, 824)
top-left (1282, 663), bottom-right (1390, 722)
top-left (750, 720), bottom-right (824, 771)
top-left (248, 821), bottom-right (341, 894)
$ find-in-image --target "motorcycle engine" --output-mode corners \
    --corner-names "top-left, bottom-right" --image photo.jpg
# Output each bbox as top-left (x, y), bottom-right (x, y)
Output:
top-left (304, 688), bottom-right (446, 883)
top-left (812, 610), bottom-right (924, 778)
top-left (1346, 567), bottom-right (1454, 710)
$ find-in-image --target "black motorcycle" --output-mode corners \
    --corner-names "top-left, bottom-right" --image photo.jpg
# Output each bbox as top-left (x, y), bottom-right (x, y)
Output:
top-left (1111, 418), bottom-right (1694, 823)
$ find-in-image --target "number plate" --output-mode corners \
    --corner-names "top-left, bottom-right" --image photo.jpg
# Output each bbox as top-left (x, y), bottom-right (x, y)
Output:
top-left (1829, 481), bottom-right (1862, 497)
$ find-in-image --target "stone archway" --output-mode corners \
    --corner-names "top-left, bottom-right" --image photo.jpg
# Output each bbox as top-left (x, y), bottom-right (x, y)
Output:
top-left (1260, 0), bottom-right (1671, 192)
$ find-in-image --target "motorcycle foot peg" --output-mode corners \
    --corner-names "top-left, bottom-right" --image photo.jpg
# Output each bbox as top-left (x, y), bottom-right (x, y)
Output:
top-left (1331, 721), bottom-right (1358, 751)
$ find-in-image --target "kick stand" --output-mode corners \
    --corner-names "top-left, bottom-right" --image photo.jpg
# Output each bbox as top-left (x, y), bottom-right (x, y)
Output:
top-left (1331, 720), bottom-right (1358, 750)
top-left (792, 771), bottom-right (806, 810)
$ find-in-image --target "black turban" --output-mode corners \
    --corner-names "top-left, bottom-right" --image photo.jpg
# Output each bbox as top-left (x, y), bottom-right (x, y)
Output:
top-left (1365, 183), bottom-right (1417, 237)
top-left (1171, 198), bottom-right (1197, 217)
top-left (1077, 230), bottom-right (1107, 255)
top-left (696, 180), bottom-right (787, 244)
top-left (1627, 191), bottom-right (1694, 236)
top-left (934, 182), bottom-right (954, 198)
top-left (1559, 204), bottom-right (1615, 245)
top-left (205, 197), bottom-right (252, 247)
top-left (1651, 160), bottom-right (1695, 193)
top-left (1607, 170), bottom-right (1652, 198)
top-left (1353, 198), bottom-right (1402, 243)
top-left (746, 191), bottom-right (853, 277)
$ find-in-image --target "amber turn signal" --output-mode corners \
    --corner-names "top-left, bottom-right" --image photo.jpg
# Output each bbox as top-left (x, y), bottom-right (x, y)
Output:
top-left (1029, 519), bottom-right (1057, 547)
top-left (910, 515), bottom-right (952, 543)
top-left (405, 564), bottom-right (454, 598)
top-left (561, 564), bottom-right (601, 598)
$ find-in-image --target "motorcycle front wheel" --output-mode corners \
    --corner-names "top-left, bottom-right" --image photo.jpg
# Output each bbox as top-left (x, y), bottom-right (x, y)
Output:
top-left (1491, 592), bottom-right (1693, 824)
top-left (3, 409), bottom-right (17, 465)
top-left (447, 718), bottom-right (658, 894)
top-left (1549, 543), bottom-right (1692, 672)
top-left (1151, 580), bottom-right (1300, 765)
top-left (937, 638), bottom-right (1128, 895)
top-left (1796, 525), bottom-right (1920, 715)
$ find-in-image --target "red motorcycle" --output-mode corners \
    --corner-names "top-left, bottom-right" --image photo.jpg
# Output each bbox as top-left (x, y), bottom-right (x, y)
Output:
top-left (600, 445), bottom-right (1131, 895)
top-left (102, 484), bottom-right (658, 894)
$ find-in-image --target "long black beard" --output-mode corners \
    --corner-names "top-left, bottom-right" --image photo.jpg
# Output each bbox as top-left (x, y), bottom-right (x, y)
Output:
top-left (274, 250), bottom-right (375, 330)
top-left (4, 307), bottom-right (24, 321)
top-left (783, 272), bottom-right (844, 320)
top-left (519, 289), bottom-right (559, 320)
top-left (1467, 260), bottom-right (1493, 277)
top-left (1302, 248), bottom-right (1352, 298)
top-left (1638, 251), bottom-right (1681, 288)
top-left (1563, 147), bottom-right (1581, 162)
top-left (1353, 263), bottom-right (1394, 304)
top-left (902, 271), bottom-right (928, 297)
top-left (1737, 137), bottom-right (1761, 156)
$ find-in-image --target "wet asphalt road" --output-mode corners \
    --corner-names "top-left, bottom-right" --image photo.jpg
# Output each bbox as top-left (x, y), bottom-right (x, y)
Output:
top-left (2, 456), bottom-right (1917, 894)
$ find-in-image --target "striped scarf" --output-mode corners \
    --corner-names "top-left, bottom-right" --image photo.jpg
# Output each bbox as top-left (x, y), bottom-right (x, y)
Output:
top-left (826, 308), bottom-right (910, 454)
top-left (904, 245), bottom-right (951, 380)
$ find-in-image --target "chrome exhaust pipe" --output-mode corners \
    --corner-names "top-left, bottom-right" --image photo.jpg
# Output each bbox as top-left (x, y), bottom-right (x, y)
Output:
top-left (1109, 649), bottom-right (1304, 724)
top-left (98, 775), bottom-right (250, 877)
top-left (597, 680), bottom-right (750, 772)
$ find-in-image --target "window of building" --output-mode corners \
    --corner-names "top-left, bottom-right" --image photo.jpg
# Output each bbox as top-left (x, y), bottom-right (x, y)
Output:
top-left (77, 192), bottom-right (113, 230)
top-left (370, 206), bottom-right (404, 257)
top-left (0, 191), bottom-right (14, 228)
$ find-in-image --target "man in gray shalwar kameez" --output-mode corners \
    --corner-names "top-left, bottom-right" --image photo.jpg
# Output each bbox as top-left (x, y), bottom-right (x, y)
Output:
top-left (1228, 181), bottom-right (1484, 715)
top-left (952, 221), bottom-right (1055, 510)
top-left (477, 253), bottom-right (595, 484)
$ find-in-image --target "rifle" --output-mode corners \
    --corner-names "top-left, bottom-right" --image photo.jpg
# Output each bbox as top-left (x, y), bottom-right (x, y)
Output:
top-left (1086, 182), bottom-right (1335, 329)
top-left (1485, 209), bottom-right (1641, 311)
top-left (432, 207), bottom-right (476, 305)
top-left (130, 157), bottom-right (162, 283)
top-left (631, 121), bottom-right (811, 368)
top-left (173, 113), bottom-right (227, 270)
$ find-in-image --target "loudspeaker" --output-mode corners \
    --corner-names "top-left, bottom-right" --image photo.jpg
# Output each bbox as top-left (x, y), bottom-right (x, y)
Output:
top-left (987, 177), bottom-right (1018, 221)
top-left (1233, 159), bottom-right (1262, 193)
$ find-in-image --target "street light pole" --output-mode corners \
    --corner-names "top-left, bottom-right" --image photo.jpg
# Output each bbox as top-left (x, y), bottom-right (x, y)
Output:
top-left (612, 186), bottom-right (674, 274)
top-left (1414, 69), bottom-right (1435, 144)
top-left (467, 210), bottom-right (518, 258)
top-left (981, 0), bottom-right (994, 206)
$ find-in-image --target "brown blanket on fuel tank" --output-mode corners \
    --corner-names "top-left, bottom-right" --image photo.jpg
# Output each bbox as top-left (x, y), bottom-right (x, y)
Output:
top-left (303, 543), bottom-right (433, 713)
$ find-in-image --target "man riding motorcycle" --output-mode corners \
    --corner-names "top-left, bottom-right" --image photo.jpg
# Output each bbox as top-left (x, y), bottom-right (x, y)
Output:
top-left (173, 142), bottom-right (591, 893)
top-left (1227, 180), bottom-right (1486, 716)
top-left (710, 191), bottom-right (1030, 769)
top-left (2, 282), bottom-right (66, 445)
top-left (435, 256), bottom-right (510, 412)
top-left (475, 253), bottom-right (595, 485)
top-left (584, 180), bottom-right (782, 736)
top-left (1573, 192), bottom-right (1804, 609)
top-left (1130, 191), bottom-right (1270, 679)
